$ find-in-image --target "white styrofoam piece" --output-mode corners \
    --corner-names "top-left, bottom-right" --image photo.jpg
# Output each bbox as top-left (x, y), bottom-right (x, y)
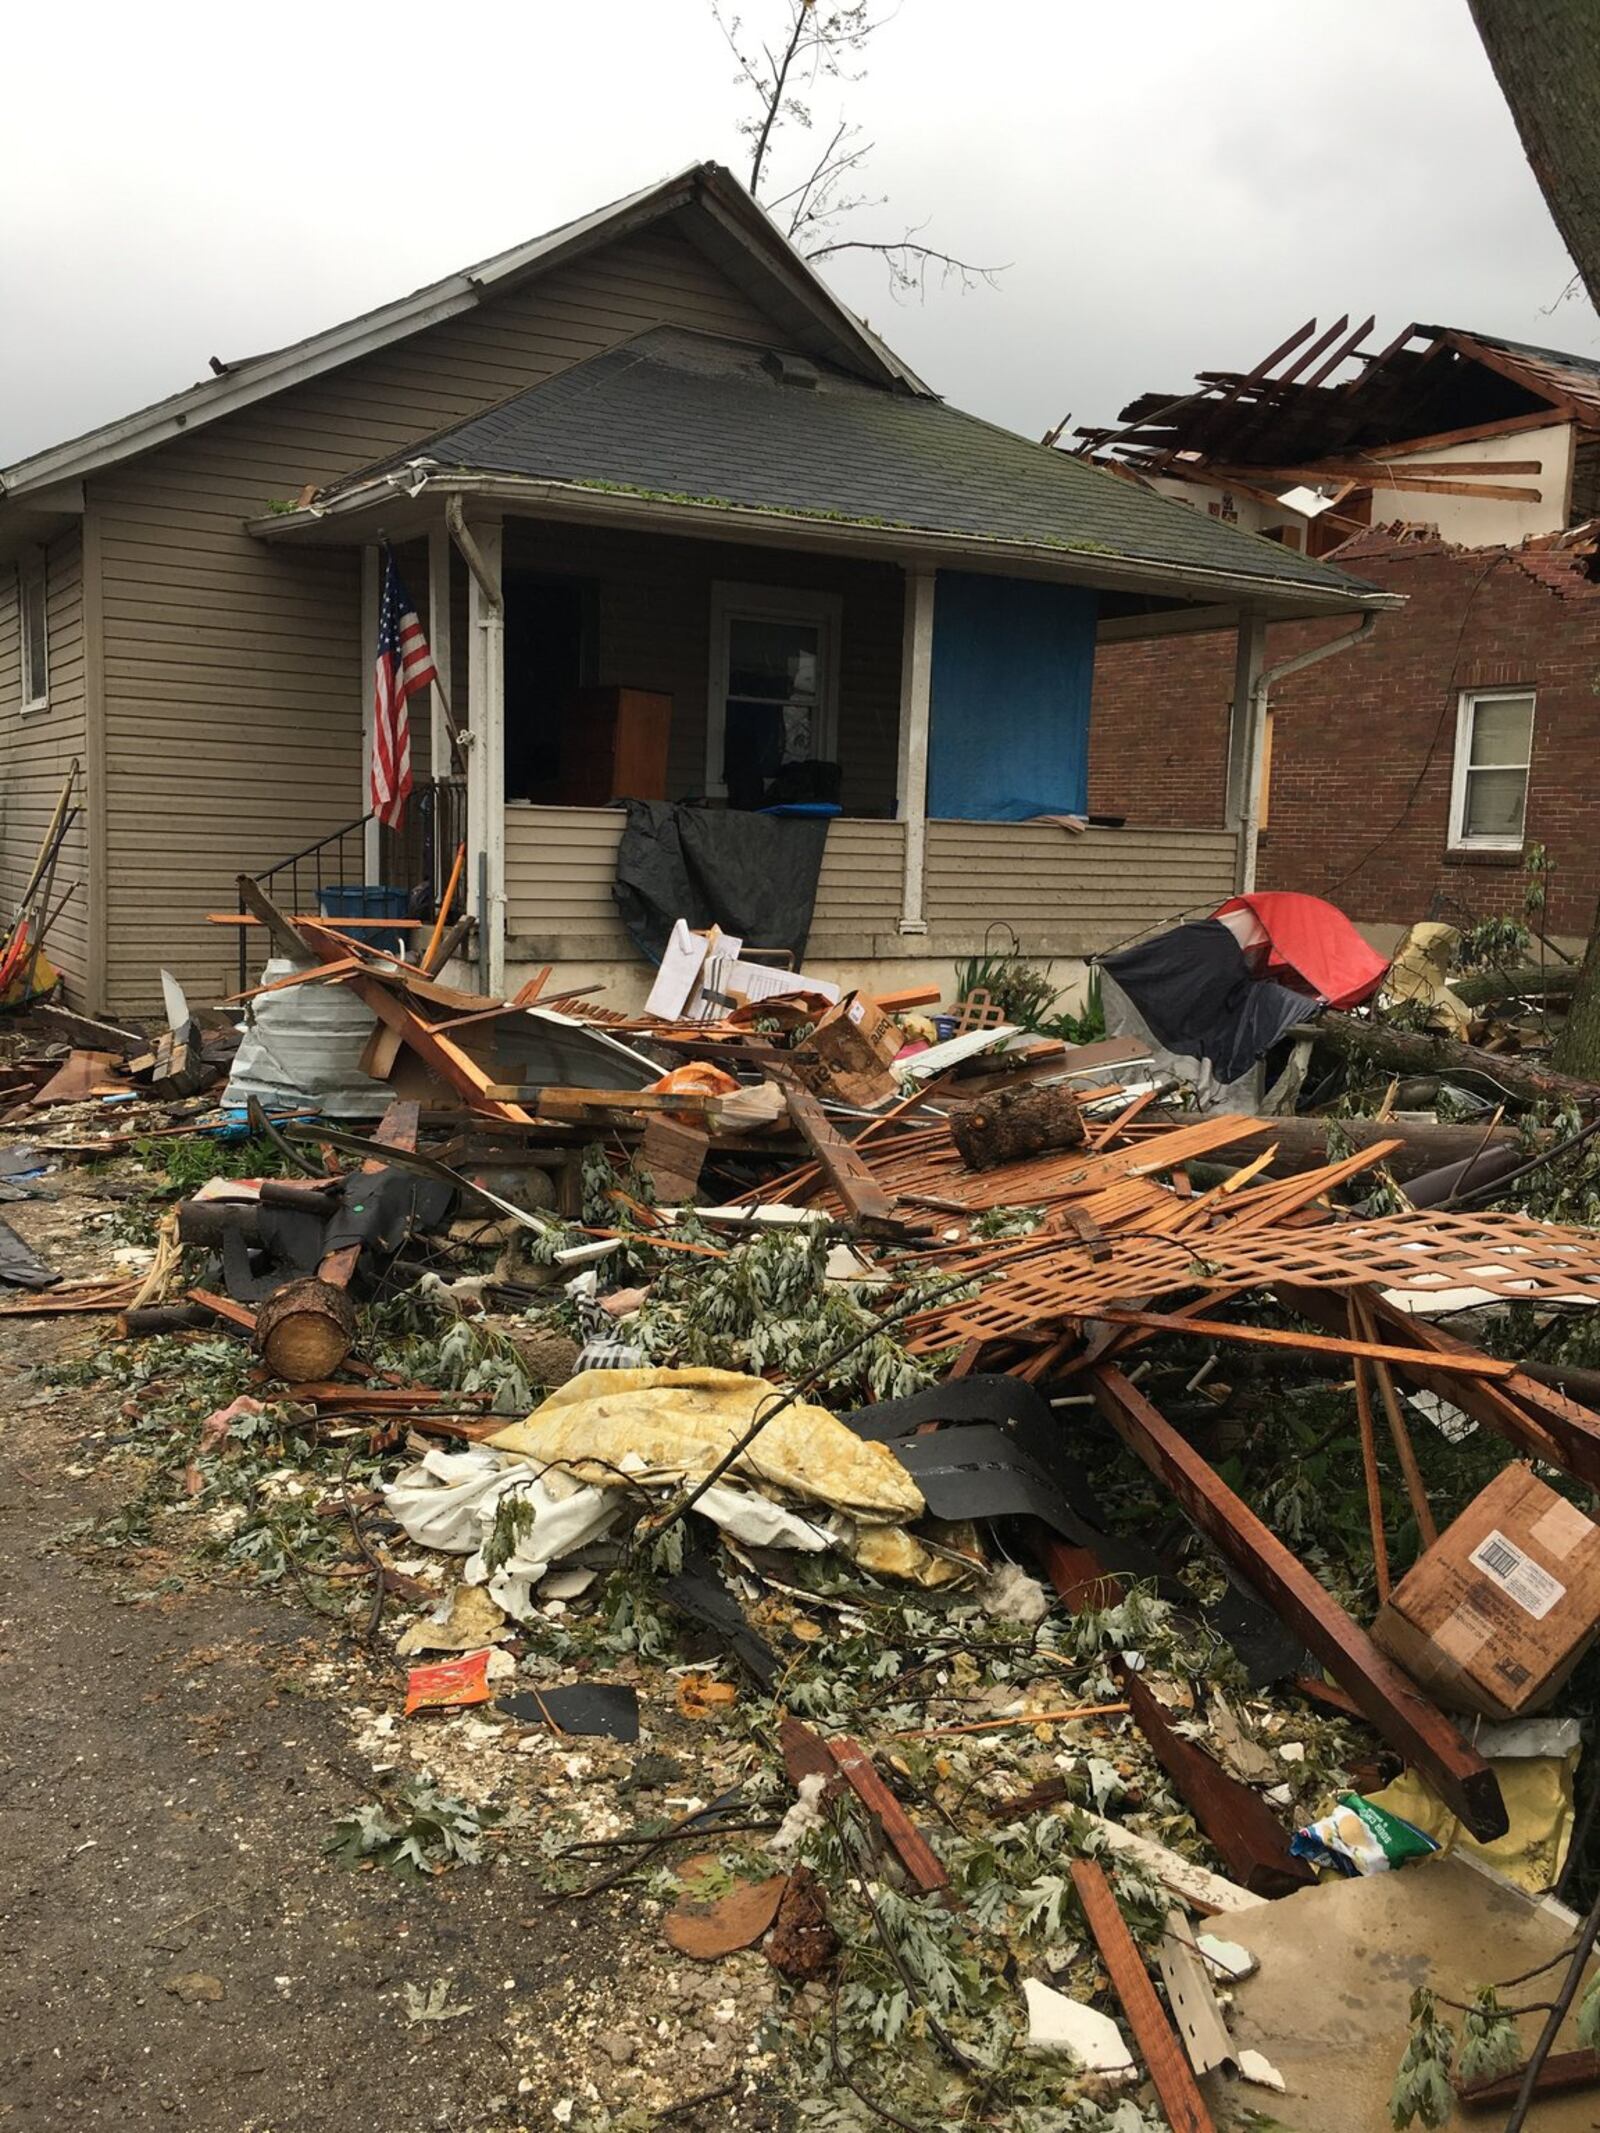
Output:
top-left (1021, 1980), bottom-right (1135, 2073)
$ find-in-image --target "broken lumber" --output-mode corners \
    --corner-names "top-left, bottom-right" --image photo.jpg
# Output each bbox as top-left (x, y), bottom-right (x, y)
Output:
top-left (825, 1736), bottom-right (949, 1894)
top-left (1116, 1668), bottom-right (1314, 1899)
top-left (1088, 1308), bottom-right (1515, 1376)
top-left (950, 1081), bottom-right (1087, 1171)
top-left (1068, 1859), bottom-right (1215, 2133)
top-left (1298, 1010), bottom-right (1600, 1110)
top-left (1087, 1363), bottom-right (1508, 1841)
top-left (1454, 2048), bottom-right (1600, 2110)
top-left (780, 1081), bottom-right (904, 1236)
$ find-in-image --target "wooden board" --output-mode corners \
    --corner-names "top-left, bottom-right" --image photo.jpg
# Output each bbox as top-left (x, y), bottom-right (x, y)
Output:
top-left (1068, 1859), bottom-right (1215, 2133)
top-left (1088, 1364), bottom-right (1507, 1842)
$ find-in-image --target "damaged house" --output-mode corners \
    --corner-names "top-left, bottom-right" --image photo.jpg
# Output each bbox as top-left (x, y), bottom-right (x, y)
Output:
top-left (0, 163), bottom-right (1388, 1016)
top-left (1084, 318), bottom-right (1600, 946)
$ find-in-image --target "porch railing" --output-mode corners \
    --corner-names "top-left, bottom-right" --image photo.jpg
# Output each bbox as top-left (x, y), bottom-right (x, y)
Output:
top-left (236, 776), bottom-right (469, 992)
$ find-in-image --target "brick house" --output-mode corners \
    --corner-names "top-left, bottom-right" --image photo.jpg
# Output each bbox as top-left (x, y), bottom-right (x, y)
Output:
top-left (1085, 320), bottom-right (1600, 949)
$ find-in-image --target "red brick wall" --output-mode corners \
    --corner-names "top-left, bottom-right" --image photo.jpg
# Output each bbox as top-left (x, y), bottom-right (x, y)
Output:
top-left (1089, 548), bottom-right (1600, 937)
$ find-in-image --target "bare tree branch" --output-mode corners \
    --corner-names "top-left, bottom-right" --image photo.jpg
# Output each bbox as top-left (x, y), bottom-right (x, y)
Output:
top-left (710, 0), bottom-right (1000, 299)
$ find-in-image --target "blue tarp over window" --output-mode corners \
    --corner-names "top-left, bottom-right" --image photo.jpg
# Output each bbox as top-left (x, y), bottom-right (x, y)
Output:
top-left (925, 572), bottom-right (1098, 820)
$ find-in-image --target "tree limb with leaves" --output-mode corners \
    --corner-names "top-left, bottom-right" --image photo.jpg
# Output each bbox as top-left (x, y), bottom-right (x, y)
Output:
top-left (711, 0), bottom-right (1004, 297)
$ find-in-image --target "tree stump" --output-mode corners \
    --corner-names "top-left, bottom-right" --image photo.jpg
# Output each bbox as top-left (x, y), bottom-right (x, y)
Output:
top-left (951, 1083), bottom-right (1087, 1171)
top-left (254, 1277), bottom-right (357, 1383)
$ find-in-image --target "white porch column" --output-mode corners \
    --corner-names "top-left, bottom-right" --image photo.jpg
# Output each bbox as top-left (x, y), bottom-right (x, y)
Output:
top-left (360, 544), bottom-right (381, 880)
top-left (896, 567), bottom-right (936, 934)
top-left (426, 522), bottom-right (454, 785)
top-left (1226, 610), bottom-right (1267, 890)
top-left (461, 514), bottom-right (505, 994)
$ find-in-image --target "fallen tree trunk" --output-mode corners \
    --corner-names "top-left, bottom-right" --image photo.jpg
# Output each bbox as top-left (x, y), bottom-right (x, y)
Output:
top-left (1157, 1111), bottom-right (1524, 1183)
top-left (1297, 1013), bottom-right (1600, 1110)
top-left (1450, 964), bottom-right (1577, 1008)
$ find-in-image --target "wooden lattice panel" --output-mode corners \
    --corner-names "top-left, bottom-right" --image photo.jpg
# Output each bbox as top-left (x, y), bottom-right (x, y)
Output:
top-left (904, 1208), bottom-right (1600, 1351)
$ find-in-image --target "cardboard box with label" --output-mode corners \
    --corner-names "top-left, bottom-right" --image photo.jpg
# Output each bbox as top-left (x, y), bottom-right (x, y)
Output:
top-left (1372, 1464), bottom-right (1600, 1722)
top-left (803, 992), bottom-right (904, 1108)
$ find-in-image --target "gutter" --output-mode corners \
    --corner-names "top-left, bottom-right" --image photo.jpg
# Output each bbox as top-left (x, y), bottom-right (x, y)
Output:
top-left (1241, 609), bottom-right (1381, 892)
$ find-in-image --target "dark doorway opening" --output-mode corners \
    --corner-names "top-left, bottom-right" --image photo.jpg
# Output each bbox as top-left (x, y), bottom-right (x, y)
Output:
top-left (503, 573), bottom-right (593, 802)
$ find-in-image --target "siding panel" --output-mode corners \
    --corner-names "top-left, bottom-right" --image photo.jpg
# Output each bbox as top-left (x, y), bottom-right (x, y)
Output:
top-left (0, 532), bottom-right (89, 997)
top-left (93, 227), bottom-right (782, 1012)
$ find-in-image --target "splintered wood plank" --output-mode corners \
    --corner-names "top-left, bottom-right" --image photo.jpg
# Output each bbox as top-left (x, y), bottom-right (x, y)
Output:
top-left (1117, 1669), bottom-right (1314, 1898)
top-left (1088, 1364), bottom-right (1508, 1843)
top-left (825, 1736), bottom-right (949, 1892)
top-left (781, 1083), bottom-right (901, 1232)
top-left (1068, 1859), bottom-right (1215, 2133)
top-left (318, 1099), bottom-right (420, 1289)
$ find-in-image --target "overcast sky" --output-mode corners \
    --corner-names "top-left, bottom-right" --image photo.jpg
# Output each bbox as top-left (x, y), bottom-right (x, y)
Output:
top-left (3, 0), bottom-right (1594, 466)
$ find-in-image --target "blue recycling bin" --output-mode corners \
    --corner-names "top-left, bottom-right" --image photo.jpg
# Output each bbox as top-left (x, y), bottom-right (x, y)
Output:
top-left (317, 884), bottom-right (410, 954)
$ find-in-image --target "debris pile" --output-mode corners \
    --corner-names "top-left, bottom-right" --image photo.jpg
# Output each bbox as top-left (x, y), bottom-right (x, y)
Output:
top-left (15, 887), bottom-right (1600, 2128)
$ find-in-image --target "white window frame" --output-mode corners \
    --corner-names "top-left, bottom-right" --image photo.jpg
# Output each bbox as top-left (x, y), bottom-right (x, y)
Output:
top-left (18, 550), bottom-right (48, 713)
top-left (1449, 686), bottom-right (1534, 852)
top-left (706, 581), bottom-right (842, 798)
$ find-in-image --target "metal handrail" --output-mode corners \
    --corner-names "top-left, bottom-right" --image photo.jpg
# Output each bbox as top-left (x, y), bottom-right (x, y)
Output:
top-left (235, 780), bottom-right (469, 992)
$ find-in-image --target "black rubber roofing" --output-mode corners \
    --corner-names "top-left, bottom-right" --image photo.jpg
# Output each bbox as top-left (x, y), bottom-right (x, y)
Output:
top-left (380, 329), bottom-right (1376, 599)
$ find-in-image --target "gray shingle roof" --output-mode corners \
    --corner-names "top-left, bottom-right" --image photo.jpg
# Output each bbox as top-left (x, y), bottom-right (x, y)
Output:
top-left (369, 329), bottom-right (1378, 600)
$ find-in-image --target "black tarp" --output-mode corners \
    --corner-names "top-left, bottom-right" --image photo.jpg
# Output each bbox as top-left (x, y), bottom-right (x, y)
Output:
top-left (612, 800), bottom-right (831, 965)
top-left (1101, 918), bottom-right (1315, 1083)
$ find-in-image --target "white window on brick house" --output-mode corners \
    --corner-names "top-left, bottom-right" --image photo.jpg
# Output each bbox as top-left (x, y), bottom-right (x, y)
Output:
top-left (1449, 688), bottom-right (1533, 851)
top-left (19, 551), bottom-right (48, 711)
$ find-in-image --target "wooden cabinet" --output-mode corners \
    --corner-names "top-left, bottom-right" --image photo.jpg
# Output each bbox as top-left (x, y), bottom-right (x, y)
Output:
top-left (557, 686), bottom-right (672, 804)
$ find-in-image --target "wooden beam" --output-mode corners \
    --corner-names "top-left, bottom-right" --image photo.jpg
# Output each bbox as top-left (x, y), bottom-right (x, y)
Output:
top-left (1068, 1859), bottom-right (1215, 2133)
top-left (1118, 1667), bottom-right (1315, 1898)
top-left (1087, 1364), bottom-right (1507, 1841)
top-left (1455, 2049), bottom-right (1600, 2111)
top-left (826, 1736), bottom-right (949, 1893)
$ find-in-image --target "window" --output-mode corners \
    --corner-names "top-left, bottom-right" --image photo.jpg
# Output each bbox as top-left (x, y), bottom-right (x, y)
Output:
top-left (1450, 688), bottom-right (1533, 850)
top-left (708, 583), bottom-right (840, 807)
top-left (19, 552), bottom-right (47, 710)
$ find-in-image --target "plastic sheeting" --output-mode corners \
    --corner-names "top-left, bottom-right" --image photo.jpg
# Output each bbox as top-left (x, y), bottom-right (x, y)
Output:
top-left (1101, 918), bottom-right (1312, 1083)
top-left (927, 572), bottom-right (1097, 820)
top-left (612, 800), bottom-right (831, 965)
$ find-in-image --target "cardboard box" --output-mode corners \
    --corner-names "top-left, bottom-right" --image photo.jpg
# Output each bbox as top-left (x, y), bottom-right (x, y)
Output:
top-left (804, 992), bottom-right (903, 1108)
top-left (1372, 1464), bottom-right (1600, 1721)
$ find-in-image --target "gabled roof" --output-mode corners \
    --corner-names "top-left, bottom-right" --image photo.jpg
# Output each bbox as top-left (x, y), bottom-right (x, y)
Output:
top-left (278, 327), bottom-right (1389, 610)
top-left (0, 162), bottom-right (927, 504)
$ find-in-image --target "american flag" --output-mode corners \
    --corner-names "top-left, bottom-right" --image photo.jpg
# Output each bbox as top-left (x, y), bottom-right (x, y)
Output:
top-left (370, 549), bottom-right (438, 829)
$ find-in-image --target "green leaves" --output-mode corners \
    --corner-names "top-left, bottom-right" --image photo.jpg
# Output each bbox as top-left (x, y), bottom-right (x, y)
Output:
top-left (1458, 1988), bottom-right (1523, 2083)
top-left (1391, 1988), bottom-right (1457, 2129)
top-left (324, 1776), bottom-right (500, 1877)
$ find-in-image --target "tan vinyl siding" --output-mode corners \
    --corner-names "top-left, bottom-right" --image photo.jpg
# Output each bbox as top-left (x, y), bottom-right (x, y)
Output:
top-left (91, 229), bottom-right (781, 1012)
top-left (923, 823), bottom-right (1239, 954)
top-left (0, 530), bottom-right (89, 997)
top-left (504, 809), bottom-right (906, 963)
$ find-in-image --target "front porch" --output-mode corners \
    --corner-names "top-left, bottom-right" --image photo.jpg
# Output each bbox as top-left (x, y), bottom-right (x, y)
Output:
top-left (252, 398), bottom-right (1396, 1006)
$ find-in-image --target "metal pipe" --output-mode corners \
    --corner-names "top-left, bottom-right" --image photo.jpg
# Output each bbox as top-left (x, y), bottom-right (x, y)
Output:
top-left (1241, 609), bottom-right (1380, 892)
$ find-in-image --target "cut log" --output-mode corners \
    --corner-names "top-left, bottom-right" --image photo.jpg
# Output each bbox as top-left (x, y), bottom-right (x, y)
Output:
top-left (176, 1201), bottom-right (266, 1249)
top-left (951, 1082), bottom-right (1087, 1171)
top-left (255, 1277), bottom-right (357, 1382)
top-left (1298, 1011), bottom-right (1600, 1110)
